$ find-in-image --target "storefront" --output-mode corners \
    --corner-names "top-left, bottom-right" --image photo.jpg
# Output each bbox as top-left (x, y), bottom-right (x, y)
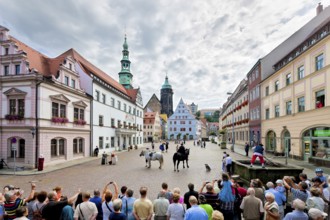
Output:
top-left (302, 127), bottom-right (330, 164)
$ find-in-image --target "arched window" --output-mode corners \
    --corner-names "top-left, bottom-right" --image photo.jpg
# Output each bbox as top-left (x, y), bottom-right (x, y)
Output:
top-left (266, 131), bottom-right (276, 152)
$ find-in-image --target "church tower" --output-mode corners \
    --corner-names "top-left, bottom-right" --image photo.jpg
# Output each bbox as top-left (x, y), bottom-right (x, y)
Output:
top-left (160, 75), bottom-right (174, 116)
top-left (118, 35), bottom-right (133, 89)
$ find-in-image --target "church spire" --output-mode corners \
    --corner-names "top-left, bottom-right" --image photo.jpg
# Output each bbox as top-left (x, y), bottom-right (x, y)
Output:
top-left (119, 34), bottom-right (133, 89)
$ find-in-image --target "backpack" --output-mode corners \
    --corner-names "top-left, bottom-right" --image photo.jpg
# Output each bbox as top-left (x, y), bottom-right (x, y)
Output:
top-left (33, 204), bottom-right (44, 220)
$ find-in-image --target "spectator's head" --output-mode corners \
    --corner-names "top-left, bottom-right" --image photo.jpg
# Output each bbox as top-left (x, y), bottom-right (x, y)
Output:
top-left (173, 187), bottom-right (181, 195)
top-left (104, 192), bottom-right (113, 203)
top-left (189, 196), bottom-right (198, 205)
top-left (299, 181), bottom-right (308, 190)
top-left (211, 210), bottom-right (224, 220)
top-left (308, 208), bottom-right (328, 220)
top-left (292, 199), bottom-right (306, 211)
top-left (247, 187), bottom-right (255, 196)
top-left (4, 191), bottom-right (16, 202)
top-left (82, 192), bottom-right (91, 201)
top-left (75, 193), bottom-right (83, 207)
top-left (299, 173), bottom-right (308, 181)
top-left (275, 179), bottom-right (283, 186)
top-left (15, 206), bottom-right (28, 217)
top-left (37, 191), bottom-right (48, 203)
top-left (113, 199), bottom-right (122, 211)
top-left (250, 180), bottom-right (258, 188)
top-left (53, 186), bottom-right (62, 193)
top-left (312, 177), bottom-right (322, 187)
top-left (93, 189), bottom-right (100, 197)
top-left (198, 194), bottom-right (207, 204)
top-left (310, 187), bottom-right (321, 197)
top-left (315, 168), bottom-right (323, 177)
top-left (126, 189), bottom-right (134, 198)
top-left (120, 186), bottom-right (127, 194)
top-left (255, 179), bottom-right (264, 188)
top-left (266, 182), bottom-right (274, 189)
top-left (205, 183), bottom-right (214, 192)
top-left (222, 173), bottom-right (229, 181)
top-left (47, 191), bottom-right (57, 201)
top-left (139, 187), bottom-right (148, 197)
top-left (188, 183), bottom-right (194, 191)
top-left (161, 183), bottom-right (168, 190)
top-left (172, 193), bottom-right (180, 203)
top-left (158, 190), bottom-right (166, 197)
top-left (265, 192), bottom-right (275, 203)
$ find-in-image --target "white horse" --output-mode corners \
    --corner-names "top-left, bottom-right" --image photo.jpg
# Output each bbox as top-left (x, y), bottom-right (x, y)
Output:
top-left (139, 150), bottom-right (164, 169)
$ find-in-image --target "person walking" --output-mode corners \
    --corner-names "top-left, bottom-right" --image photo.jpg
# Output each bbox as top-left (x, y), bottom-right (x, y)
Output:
top-left (245, 142), bottom-right (250, 157)
top-left (225, 154), bottom-right (232, 175)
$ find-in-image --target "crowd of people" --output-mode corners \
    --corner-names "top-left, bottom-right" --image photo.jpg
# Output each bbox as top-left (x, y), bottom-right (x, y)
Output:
top-left (0, 166), bottom-right (330, 220)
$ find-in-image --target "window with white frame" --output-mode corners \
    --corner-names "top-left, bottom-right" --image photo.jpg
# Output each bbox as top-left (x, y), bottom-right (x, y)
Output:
top-left (297, 65), bottom-right (304, 80)
top-left (95, 90), bottom-right (100, 101)
top-left (275, 105), bottom-right (280, 118)
top-left (4, 65), bottom-right (9, 75)
top-left (99, 115), bottom-right (104, 126)
top-left (286, 101), bottom-right (292, 115)
top-left (102, 94), bottom-right (106, 104)
top-left (286, 73), bottom-right (292, 86)
top-left (50, 138), bottom-right (65, 157)
top-left (73, 138), bottom-right (84, 154)
top-left (111, 98), bottom-right (115, 106)
top-left (275, 80), bottom-right (279, 92)
top-left (99, 136), bottom-right (104, 149)
top-left (265, 86), bottom-right (269, 96)
top-left (52, 102), bottom-right (66, 118)
top-left (64, 76), bottom-right (69, 86)
top-left (117, 101), bottom-right (121, 110)
top-left (124, 104), bottom-right (127, 112)
top-left (316, 89), bottom-right (325, 108)
top-left (71, 79), bottom-right (75, 88)
top-left (15, 64), bottom-right (20, 75)
top-left (298, 97), bottom-right (305, 112)
top-left (9, 99), bottom-right (25, 117)
top-left (74, 107), bottom-right (84, 120)
top-left (315, 53), bottom-right (324, 71)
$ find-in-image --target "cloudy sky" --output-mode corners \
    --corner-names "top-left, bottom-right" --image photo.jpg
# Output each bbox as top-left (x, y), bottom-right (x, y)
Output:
top-left (1, 0), bottom-right (329, 109)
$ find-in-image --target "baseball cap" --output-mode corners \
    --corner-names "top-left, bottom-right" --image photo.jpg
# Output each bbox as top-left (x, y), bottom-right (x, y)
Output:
top-left (308, 208), bottom-right (327, 219)
top-left (275, 179), bottom-right (283, 184)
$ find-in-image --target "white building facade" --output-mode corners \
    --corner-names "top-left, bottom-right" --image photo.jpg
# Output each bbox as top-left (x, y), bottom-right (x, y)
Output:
top-left (167, 98), bottom-right (198, 140)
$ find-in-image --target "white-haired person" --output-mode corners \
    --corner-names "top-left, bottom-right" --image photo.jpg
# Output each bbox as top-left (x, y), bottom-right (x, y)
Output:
top-left (283, 199), bottom-right (308, 220)
top-left (264, 192), bottom-right (280, 220)
top-left (308, 208), bottom-right (328, 220)
top-left (109, 199), bottom-right (126, 220)
top-left (306, 187), bottom-right (325, 212)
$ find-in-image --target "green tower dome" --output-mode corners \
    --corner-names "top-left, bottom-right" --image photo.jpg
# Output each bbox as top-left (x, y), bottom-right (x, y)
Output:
top-left (162, 76), bottom-right (172, 89)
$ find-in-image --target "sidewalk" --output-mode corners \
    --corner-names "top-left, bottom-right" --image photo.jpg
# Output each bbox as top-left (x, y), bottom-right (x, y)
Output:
top-left (0, 149), bottom-right (129, 176)
top-left (228, 144), bottom-right (330, 178)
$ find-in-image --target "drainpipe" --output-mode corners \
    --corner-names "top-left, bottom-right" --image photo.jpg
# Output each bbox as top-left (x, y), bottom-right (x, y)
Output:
top-left (90, 83), bottom-right (94, 157)
top-left (35, 77), bottom-right (42, 168)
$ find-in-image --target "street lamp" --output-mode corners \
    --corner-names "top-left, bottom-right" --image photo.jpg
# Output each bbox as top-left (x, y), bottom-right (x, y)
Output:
top-left (227, 92), bottom-right (235, 152)
top-left (31, 127), bottom-right (36, 139)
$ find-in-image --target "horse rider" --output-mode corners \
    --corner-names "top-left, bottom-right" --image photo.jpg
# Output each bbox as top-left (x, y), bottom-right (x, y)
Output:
top-left (177, 143), bottom-right (186, 157)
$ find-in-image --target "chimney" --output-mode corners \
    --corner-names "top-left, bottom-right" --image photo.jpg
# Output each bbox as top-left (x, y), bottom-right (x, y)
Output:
top-left (316, 2), bottom-right (323, 15)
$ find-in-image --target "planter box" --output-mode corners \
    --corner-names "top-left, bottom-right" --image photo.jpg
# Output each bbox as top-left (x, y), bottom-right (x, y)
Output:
top-left (232, 160), bottom-right (303, 184)
top-left (220, 142), bottom-right (227, 149)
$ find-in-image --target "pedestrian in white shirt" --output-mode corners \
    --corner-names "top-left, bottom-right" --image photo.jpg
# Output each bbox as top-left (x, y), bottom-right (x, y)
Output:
top-left (225, 154), bottom-right (232, 175)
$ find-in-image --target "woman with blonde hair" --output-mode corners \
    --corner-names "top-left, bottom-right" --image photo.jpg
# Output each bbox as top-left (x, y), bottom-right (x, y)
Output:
top-left (166, 193), bottom-right (185, 220)
top-left (211, 210), bottom-right (224, 220)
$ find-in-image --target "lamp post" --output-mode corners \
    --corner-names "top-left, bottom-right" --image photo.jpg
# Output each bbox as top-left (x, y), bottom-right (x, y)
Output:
top-left (227, 92), bottom-right (235, 152)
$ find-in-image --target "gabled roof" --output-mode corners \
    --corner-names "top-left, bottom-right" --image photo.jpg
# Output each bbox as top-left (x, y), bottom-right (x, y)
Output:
top-left (11, 36), bottom-right (138, 101)
top-left (144, 94), bottom-right (160, 108)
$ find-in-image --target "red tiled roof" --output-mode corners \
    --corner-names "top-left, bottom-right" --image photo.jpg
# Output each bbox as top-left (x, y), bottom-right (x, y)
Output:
top-left (11, 37), bottom-right (136, 100)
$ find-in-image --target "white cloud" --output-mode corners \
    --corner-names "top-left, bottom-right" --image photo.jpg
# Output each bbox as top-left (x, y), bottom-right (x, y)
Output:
top-left (1, 0), bottom-right (329, 109)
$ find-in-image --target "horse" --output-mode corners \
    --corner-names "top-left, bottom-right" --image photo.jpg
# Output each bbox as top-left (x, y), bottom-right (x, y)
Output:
top-left (173, 148), bottom-right (190, 172)
top-left (139, 150), bottom-right (164, 169)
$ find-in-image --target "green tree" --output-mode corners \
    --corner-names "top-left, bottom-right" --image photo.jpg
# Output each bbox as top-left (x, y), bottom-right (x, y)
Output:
top-left (195, 111), bottom-right (201, 120)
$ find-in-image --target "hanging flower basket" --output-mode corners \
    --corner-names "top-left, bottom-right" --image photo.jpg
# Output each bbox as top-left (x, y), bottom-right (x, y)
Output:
top-left (52, 117), bottom-right (69, 124)
top-left (5, 114), bottom-right (24, 121)
top-left (74, 119), bottom-right (86, 125)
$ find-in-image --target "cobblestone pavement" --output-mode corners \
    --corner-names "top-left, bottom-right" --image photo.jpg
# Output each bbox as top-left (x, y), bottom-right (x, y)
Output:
top-left (0, 141), bottom-right (230, 200)
top-left (1, 140), bottom-right (326, 201)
